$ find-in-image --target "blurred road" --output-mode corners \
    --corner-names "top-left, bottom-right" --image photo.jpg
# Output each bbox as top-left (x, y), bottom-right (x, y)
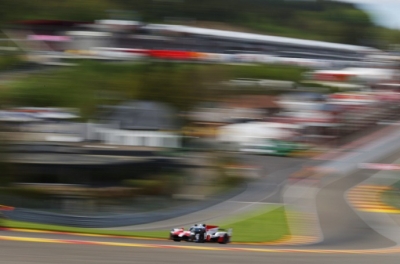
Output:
top-left (2, 146), bottom-right (400, 251)
top-left (109, 154), bottom-right (307, 230)
top-left (3, 132), bottom-right (400, 262)
top-left (0, 148), bottom-right (396, 251)
top-left (4, 108), bottom-right (400, 262)
top-left (315, 167), bottom-right (397, 250)
top-left (0, 237), bottom-right (400, 264)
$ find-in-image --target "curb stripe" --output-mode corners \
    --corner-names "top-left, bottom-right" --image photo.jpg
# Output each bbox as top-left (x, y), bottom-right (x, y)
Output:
top-left (347, 184), bottom-right (400, 214)
top-left (0, 235), bottom-right (399, 254)
top-left (2, 227), bottom-right (316, 246)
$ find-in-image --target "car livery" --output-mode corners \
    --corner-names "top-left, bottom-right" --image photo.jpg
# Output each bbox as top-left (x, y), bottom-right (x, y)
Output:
top-left (169, 224), bottom-right (232, 244)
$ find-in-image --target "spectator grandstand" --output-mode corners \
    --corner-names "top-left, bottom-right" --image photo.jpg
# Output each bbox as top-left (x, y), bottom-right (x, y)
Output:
top-left (2, 19), bottom-right (382, 64)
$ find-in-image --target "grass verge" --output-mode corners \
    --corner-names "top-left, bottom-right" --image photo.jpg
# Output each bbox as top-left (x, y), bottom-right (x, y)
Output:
top-left (219, 206), bottom-right (289, 242)
top-left (381, 189), bottom-right (400, 209)
top-left (1, 206), bottom-right (289, 243)
top-left (380, 180), bottom-right (400, 210)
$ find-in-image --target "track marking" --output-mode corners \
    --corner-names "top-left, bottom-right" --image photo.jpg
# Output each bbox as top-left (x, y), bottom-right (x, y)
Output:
top-left (2, 228), bottom-right (165, 241)
top-left (0, 234), bottom-right (400, 254)
top-left (347, 185), bottom-right (400, 213)
top-left (2, 227), bottom-right (316, 246)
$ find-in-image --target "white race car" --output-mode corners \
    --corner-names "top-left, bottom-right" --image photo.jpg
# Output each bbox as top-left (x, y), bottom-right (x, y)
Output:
top-left (169, 224), bottom-right (232, 244)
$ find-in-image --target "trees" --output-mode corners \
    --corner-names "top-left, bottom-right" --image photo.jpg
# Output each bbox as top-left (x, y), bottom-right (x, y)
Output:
top-left (4, 62), bottom-right (306, 119)
top-left (0, 0), bottom-right (387, 46)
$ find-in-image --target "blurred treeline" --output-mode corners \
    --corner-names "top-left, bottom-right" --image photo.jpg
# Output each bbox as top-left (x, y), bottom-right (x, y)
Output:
top-left (0, 61), bottom-right (306, 118)
top-left (0, 54), bottom-right (22, 71)
top-left (1, 0), bottom-right (400, 48)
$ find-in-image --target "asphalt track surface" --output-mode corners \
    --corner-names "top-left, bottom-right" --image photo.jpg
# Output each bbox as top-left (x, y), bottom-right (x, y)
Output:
top-left (1, 240), bottom-right (400, 264)
top-left (109, 154), bottom-right (308, 231)
top-left (4, 129), bottom-right (400, 262)
top-left (315, 169), bottom-right (394, 250)
top-left (1, 148), bottom-right (400, 264)
top-left (0, 146), bottom-right (397, 251)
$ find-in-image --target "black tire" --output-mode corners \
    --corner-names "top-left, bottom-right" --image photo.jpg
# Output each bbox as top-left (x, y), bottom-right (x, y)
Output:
top-left (173, 238), bottom-right (181, 242)
top-left (198, 231), bottom-right (205, 243)
top-left (219, 234), bottom-right (229, 244)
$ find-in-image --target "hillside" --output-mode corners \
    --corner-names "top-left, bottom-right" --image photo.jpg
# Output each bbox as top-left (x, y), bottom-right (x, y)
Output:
top-left (1, 0), bottom-right (399, 48)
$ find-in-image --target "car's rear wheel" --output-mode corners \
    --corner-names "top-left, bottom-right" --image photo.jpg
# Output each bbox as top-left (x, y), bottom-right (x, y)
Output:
top-left (219, 234), bottom-right (229, 244)
top-left (173, 238), bottom-right (181, 242)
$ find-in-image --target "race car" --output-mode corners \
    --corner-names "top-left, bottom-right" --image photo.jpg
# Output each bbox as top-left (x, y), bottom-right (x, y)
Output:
top-left (169, 224), bottom-right (232, 244)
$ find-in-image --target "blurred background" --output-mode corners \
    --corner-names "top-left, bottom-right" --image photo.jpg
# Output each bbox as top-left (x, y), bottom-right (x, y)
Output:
top-left (0, 0), bottom-right (400, 225)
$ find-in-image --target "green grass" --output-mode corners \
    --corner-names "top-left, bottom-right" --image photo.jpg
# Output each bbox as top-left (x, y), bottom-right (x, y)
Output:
top-left (380, 179), bottom-right (400, 210)
top-left (3, 61), bottom-right (307, 119)
top-left (219, 206), bottom-right (289, 242)
top-left (381, 189), bottom-right (400, 209)
top-left (2, 205), bottom-right (289, 243)
top-left (0, 54), bottom-right (24, 71)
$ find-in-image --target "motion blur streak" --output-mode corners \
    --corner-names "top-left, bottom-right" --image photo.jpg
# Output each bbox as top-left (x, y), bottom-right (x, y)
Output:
top-left (1, 234), bottom-right (400, 254)
top-left (3, 2), bottom-right (400, 264)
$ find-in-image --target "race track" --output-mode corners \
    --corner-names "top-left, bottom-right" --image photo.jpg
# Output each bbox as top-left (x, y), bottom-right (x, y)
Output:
top-left (110, 154), bottom-right (308, 231)
top-left (5, 125), bottom-right (400, 263)
top-left (1, 238), bottom-right (400, 264)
